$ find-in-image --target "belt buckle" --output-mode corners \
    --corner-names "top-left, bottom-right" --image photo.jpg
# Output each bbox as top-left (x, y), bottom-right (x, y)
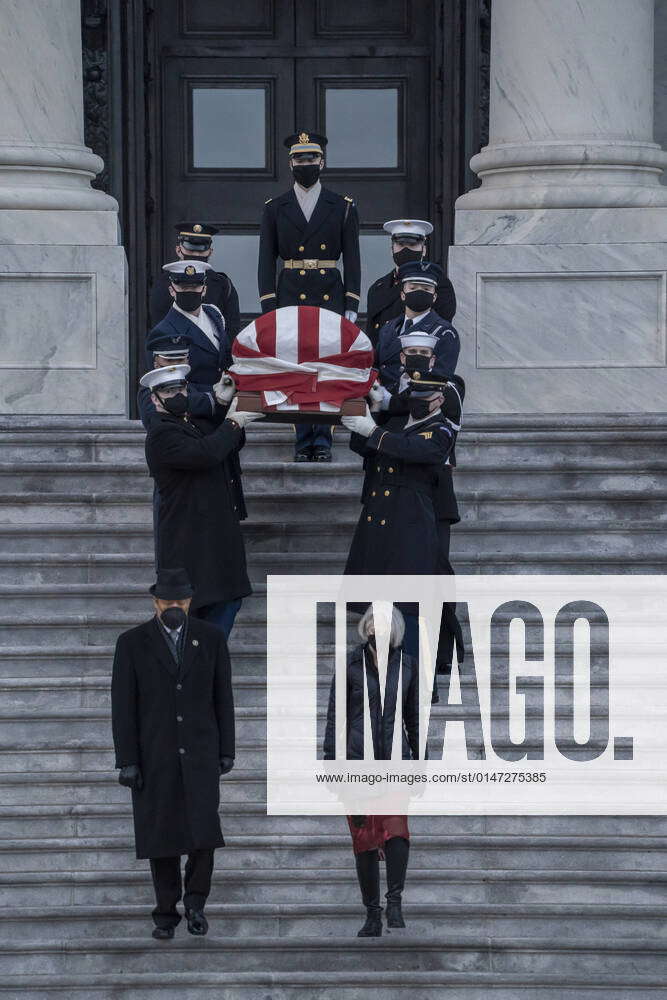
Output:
top-left (303, 259), bottom-right (317, 269)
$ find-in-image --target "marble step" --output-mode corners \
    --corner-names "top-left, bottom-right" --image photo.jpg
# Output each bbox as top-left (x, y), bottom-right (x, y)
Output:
top-left (0, 490), bottom-right (665, 525)
top-left (1, 900), bottom-right (665, 943)
top-left (0, 674), bottom-right (637, 713)
top-left (2, 866), bottom-right (667, 907)
top-left (2, 933), bottom-right (667, 978)
top-left (2, 801), bottom-right (663, 839)
top-left (4, 460), bottom-right (667, 495)
top-left (4, 970), bottom-right (667, 1000)
top-left (2, 834), bottom-right (667, 875)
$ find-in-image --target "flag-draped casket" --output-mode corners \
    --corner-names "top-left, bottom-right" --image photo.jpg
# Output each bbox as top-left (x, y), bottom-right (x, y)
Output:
top-left (230, 306), bottom-right (376, 423)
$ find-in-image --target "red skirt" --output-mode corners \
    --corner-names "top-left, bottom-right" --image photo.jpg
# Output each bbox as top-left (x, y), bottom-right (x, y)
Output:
top-left (347, 815), bottom-right (410, 855)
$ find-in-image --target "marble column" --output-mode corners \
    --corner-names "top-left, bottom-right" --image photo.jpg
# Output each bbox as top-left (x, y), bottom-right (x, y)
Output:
top-left (449, 0), bottom-right (667, 413)
top-left (0, 0), bottom-right (127, 415)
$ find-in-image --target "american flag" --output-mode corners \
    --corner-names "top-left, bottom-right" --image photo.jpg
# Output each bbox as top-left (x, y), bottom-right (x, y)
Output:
top-left (230, 306), bottom-right (376, 411)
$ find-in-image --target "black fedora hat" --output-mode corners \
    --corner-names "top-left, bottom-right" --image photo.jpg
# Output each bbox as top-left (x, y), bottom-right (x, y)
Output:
top-left (149, 568), bottom-right (194, 600)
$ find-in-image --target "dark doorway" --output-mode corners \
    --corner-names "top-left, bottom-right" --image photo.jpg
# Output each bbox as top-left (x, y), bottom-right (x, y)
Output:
top-left (149, 0), bottom-right (451, 326)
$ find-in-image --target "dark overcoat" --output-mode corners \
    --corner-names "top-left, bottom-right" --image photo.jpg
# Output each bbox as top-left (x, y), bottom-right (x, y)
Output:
top-left (344, 413), bottom-right (454, 576)
top-left (323, 644), bottom-right (419, 760)
top-left (366, 269), bottom-right (457, 346)
top-left (258, 187), bottom-right (360, 315)
top-left (376, 310), bottom-right (460, 392)
top-left (111, 616), bottom-right (234, 859)
top-left (149, 269), bottom-right (241, 339)
top-left (145, 305), bottom-right (232, 388)
top-left (145, 414), bottom-right (251, 609)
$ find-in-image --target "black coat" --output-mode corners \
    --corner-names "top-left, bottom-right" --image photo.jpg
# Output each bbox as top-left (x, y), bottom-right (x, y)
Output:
top-left (323, 644), bottom-right (419, 760)
top-left (145, 306), bottom-right (232, 389)
top-left (366, 268), bottom-right (457, 346)
top-left (145, 414), bottom-right (251, 609)
top-left (149, 270), bottom-right (241, 339)
top-left (258, 187), bottom-right (360, 315)
top-left (345, 413), bottom-right (454, 576)
top-left (376, 310), bottom-right (460, 392)
top-left (137, 383), bottom-right (217, 431)
top-left (378, 384), bottom-right (463, 524)
top-left (111, 615), bottom-right (234, 859)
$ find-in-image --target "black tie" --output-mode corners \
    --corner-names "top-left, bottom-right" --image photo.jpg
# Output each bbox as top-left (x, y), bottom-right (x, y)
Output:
top-left (403, 318), bottom-right (413, 334)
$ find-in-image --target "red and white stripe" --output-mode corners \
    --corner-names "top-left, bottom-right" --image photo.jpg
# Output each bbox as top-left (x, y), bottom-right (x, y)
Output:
top-left (230, 306), bottom-right (376, 411)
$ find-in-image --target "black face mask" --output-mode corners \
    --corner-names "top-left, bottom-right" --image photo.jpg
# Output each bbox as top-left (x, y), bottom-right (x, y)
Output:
top-left (157, 391), bottom-right (188, 417)
top-left (393, 246), bottom-right (423, 268)
top-left (403, 354), bottom-right (431, 378)
top-left (174, 289), bottom-right (204, 312)
top-left (407, 395), bottom-right (433, 420)
top-left (161, 606), bottom-right (186, 630)
top-left (403, 289), bottom-right (435, 314)
top-left (292, 164), bottom-right (320, 188)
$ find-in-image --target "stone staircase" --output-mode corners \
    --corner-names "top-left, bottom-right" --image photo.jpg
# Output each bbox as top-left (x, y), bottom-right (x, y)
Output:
top-left (1, 413), bottom-right (667, 999)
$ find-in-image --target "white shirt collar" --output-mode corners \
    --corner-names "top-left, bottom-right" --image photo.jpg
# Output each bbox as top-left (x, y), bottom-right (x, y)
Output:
top-left (403, 309), bottom-right (431, 329)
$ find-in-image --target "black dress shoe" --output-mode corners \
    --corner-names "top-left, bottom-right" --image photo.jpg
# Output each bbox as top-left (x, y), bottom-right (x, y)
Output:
top-left (185, 908), bottom-right (208, 936)
top-left (385, 899), bottom-right (406, 928)
top-left (313, 446), bottom-right (332, 462)
top-left (294, 448), bottom-right (312, 463)
top-left (152, 926), bottom-right (175, 940)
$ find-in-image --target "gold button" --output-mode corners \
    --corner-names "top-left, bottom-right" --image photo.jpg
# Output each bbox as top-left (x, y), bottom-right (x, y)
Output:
top-left (371, 491), bottom-right (376, 497)
top-left (323, 294), bottom-right (330, 301)
top-left (374, 323), bottom-right (379, 329)
top-left (320, 243), bottom-right (326, 250)
top-left (380, 519), bottom-right (386, 525)
top-left (299, 293), bottom-right (306, 300)
top-left (367, 515), bottom-right (372, 522)
top-left (320, 269), bottom-right (325, 275)
top-left (384, 490), bottom-right (390, 496)
top-left (300, 269), bottom-right (306, 276)
top-left (388, 467), bottom-right (394, 473)
top-left (298, 245), bottom-right (305, 252)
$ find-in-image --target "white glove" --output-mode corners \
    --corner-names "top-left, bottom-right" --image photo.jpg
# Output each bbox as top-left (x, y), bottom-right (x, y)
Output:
top-left (341, 405), bottom-right (376, 437)
top-left (213, 374), bottom-right (236, 404)
top-left (225, 396), bottom-right (265, 428)
top-left (345, 310), bottom-right (358, 323)
top-left (367, 382), bottom-right (390, 413)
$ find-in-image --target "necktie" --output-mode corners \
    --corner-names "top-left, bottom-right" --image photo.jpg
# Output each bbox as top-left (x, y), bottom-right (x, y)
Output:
top-left (403, 318), bottom-right (413, 334)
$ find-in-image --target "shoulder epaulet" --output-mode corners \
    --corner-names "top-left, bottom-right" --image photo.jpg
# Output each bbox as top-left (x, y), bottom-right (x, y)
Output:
top-left (344, 195), bottom-right (354, 203)
top-left (264, 197), bottom-right (272, 204)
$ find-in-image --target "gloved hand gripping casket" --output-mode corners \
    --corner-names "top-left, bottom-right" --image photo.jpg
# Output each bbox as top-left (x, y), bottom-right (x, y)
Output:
top-left (230, 306), bottom-right (377, 424)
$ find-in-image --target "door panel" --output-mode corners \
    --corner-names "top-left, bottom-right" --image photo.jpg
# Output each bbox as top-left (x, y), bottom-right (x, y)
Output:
top-left (296, 58), bottom-right (431, 225)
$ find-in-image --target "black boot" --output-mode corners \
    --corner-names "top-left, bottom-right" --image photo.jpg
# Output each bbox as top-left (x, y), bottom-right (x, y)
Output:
top-left (354, 849), bottom-right (382, 936)
top-left (384, 836), bottom-right (409, 928)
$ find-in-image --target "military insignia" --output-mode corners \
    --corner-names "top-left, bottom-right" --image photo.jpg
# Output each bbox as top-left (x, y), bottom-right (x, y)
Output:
top-left (264, 197), bottom-right (272, 204)
top-left (344, 195), bottom-right (353, 203)
top-left (413, 372), bottom-right (421, 380)
top-left (185, 264), bottom-right (196, 276)
top-left (419, 431), bottom-right (433, 439)
top-left (193, 224), bottom-right (203, 233)
top-left (192, 639), bottom-right (199, 647)
top-left (404, 220), bottom-right (413, 226)
top-left (299, 131), bottom-right (310, 143)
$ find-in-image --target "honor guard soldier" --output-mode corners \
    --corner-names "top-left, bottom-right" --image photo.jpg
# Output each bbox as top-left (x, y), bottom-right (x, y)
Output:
top-left (147, 260), bottom-right (232, 391)
top-left (366, 220), bottom-right (456, 346)
top-left (140, 364), bottom-right (261, 638)
top-left (149, 223), bottom-right (240, 337)
top-left (137, 333), bottom-right (232, 430)
top-left (376, 261), bottom-right (460, 393)
top-left (258, 130), bottom-right (361, 462)
top-left (111, 567), bottom-right (236, 939)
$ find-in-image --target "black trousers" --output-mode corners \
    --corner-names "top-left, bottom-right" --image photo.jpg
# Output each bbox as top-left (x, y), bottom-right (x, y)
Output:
top-left (149, 848), bottom-right (215, 928)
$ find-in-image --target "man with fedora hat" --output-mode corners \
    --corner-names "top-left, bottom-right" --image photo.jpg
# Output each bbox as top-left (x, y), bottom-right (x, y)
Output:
top-left (149, 222), bottom-right (240, 337)
top-left (111, 567), bottom-right (235, 938)
top-left (258, 130), bottom-right (361, 462)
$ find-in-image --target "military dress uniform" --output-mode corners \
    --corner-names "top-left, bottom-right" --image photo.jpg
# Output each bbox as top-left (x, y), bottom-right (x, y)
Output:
top-left (258, 130), bottom-right (361, 459)
top-left (150, 223), bottom-right (241, 337)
